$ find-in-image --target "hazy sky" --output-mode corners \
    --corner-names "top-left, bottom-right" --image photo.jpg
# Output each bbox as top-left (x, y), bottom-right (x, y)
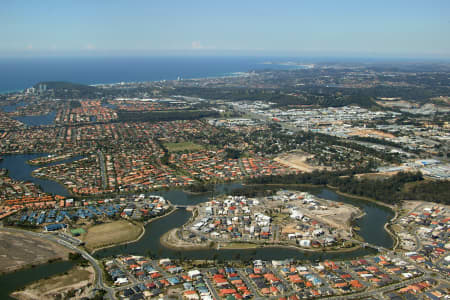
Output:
top-left (1, 0), bottom-right (449, 57)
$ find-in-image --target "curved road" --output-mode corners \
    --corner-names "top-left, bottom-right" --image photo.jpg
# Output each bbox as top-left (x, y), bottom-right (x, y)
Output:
top-left (0, 227), bottom-right (115, 300)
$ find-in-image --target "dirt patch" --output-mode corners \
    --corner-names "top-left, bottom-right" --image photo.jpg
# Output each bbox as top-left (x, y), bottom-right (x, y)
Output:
top-left (310, 204), bottom-right (359, 230)
top-left (82, 220), bottom-right (142, 251)
top-left (400, 200), bottom-right (439, 214)
top-left (275, 152), bottom-right (328, 172)
top-left (285, 202), bottom-right (360, 232)
top-left (160, 229), bottom-right (211, 250)
top-left (11, 265), bottom-right (94, 300)
top-left (355, 172), bottom-right (399, 179)
top-left (218, 242), bottom-right (259, 249)
top-left (0, 230), bottom-right (71, 273)
top-left (347, 129), bottom-right (395, 139)
top-left (281, 224), bottom-right (298, 235)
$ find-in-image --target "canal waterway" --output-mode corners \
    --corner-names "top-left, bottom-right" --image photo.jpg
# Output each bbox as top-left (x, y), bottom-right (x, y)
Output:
top-left (0, 154), bottom-right (393, 261)
top-left (0, 101), bottom-right (56, 126)
top-left (0, 101), bottom-right (27, 113)
top-left (0, 260), bottom-right (76, 300)
top-left (0, 154), bottom-right (83, 197)
top-left (95, 184), bottom-right (391, 261)
top-left (12, 111), bottom-right (56, 126)
top-left (0, 153), bottom-right (395, 297)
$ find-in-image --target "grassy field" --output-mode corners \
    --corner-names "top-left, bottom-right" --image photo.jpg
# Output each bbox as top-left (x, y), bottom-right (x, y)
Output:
top-left (164, 142), bottom-right (204, 152)
top-left (82, 220), bottom-right (142, 251)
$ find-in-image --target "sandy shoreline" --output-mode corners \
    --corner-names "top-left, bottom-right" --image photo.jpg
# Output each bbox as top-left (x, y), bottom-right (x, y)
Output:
top-left (10, 265), bottom-right (95, 300)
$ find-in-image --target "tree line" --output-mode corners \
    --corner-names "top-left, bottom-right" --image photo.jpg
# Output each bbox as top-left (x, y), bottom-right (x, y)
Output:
top-left (117, 109), bottom-right (219, 122)
top-left (246, 170), bottom-right (449, 205)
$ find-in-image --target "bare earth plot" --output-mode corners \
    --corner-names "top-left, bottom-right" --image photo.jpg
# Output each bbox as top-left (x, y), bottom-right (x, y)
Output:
top-left (160, 229), bottom-right (211, 250)
top-left (81, 220), bottom-right (143, 251)
top-left (355, 172), bottom-right (399, 180)
top-left (11, 265), bottom-right (95, 300)
top-left (309, 204), bottom-right (361, 230)
top-left (402, 200), bottom-right (430, 213)
top-left (279, 202), bottom-right (360, 233)
top-left (347, 129), bottom-right (396, 139)
top-left (275, 152), bottom-right (328, 172)
top-left (0, 230), bottom-right (71, 273)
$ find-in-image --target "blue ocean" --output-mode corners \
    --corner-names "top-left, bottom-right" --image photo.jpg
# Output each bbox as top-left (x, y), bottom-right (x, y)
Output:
top-left (0, 56), bottom-right (300, 93)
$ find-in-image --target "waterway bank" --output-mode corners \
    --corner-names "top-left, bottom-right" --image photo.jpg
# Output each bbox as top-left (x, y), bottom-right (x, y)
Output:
top-left (244, 183), bottom-right (323, 189)
top-left (161, 227), bottom-right (364, 254)
top-left (385, 209), bottom-right (400, 251)
top-left (0, 101), bottom-right (26, 113)
top-left (327, 185), bottom-right (401, 250)
top-left (82, 220), bottom-right (145, 254)
top-left (160, 228), bottom-right (214, 251)
top-left (26, 153), bottom-right (83, 166)
top-left (328, 185), bottom-right (396, 210)
top-left (0, 257), bottom-right (65, 276)
top-left (91, 207), bottom-right (178, 255)
top-left (219, 242), bottom-right (363, 253)
top-left (0, 154), bottom-right (74, 197)
top-left (10, 265), bottom-right (95, 300)
top-left (0, 260), bottom-right (76, 300)
top-left (12, 111), bottom-right (56, 127)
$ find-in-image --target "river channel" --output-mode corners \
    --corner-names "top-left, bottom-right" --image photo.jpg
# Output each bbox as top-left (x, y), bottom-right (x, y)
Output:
top-left (1, 154), bottom-right (394, 262)
top-left (0, 260), bottom-right (76, 300)
top-left (0, 154), bottom-right (84, 197)
top-left (1, 101), bottom-right (56, 126)
top-left (95, 185), bottom-right (391, 261)
top-left (12, 111), bottom-right (56, 126)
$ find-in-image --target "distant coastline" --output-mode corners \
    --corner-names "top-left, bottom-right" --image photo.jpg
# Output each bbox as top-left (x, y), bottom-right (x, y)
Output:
top-left (0, 56), bottom-right (301, 94)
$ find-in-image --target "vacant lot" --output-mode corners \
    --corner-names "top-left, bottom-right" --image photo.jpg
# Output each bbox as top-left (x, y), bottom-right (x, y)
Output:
top-left (348, 129), bottom-right (395, 139)
top-left (311, 203), bottom-right (361, 230)
top-left (275, 152), bottom-right (328, 172)
top-left (401, 200), bottom-right (428, 213)
top-left (164, 142), bottom-right (204, 152)
top-left (160, 229), bottom-right (211, 250)
top-left (82, 220), bottom-right (142, 251)
top-left (0, 230), bottom-right (71, 273)
top-left (11, 265), bottom-right (94, 300)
